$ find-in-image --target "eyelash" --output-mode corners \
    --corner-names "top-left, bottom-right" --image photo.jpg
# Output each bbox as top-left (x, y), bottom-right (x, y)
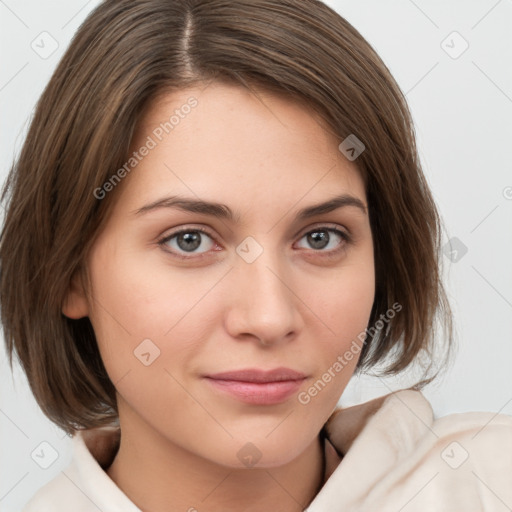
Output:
top-left (157, 224), bottom-right (352, 261)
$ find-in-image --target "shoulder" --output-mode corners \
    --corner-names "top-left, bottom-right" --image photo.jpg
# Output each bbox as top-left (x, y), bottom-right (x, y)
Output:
top-left (381, 404), bottom-right (512, 511)
top-left (319, 389), bottom-right (512, 511)
top-left (407, 398), bottom-right (512, 473)
top-left (418, 406), bottom-right (512, 481)
top-left (22, 427), bottom-right (141, 512)
top-left (22, 472), bottom-right (89, 512)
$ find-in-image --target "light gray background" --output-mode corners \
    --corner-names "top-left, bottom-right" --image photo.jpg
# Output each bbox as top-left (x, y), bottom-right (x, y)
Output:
top-left (1, 1), bottom-right (511, 510)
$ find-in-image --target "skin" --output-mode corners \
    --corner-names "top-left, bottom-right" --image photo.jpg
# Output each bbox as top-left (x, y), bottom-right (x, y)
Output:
top-left (62, 81), bottom-right (375, 512)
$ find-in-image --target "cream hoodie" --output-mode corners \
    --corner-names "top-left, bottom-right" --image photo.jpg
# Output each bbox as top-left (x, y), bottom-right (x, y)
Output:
top-left (22, 389), bottom-right (512, 511)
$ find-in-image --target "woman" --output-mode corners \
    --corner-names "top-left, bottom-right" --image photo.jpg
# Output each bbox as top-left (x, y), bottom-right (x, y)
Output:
top-left (1, 1), bottom-right (510, 510)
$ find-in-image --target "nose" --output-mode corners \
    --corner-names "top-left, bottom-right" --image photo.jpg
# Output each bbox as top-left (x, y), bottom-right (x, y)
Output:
top-left (224, 249), bottom-right (303, 346)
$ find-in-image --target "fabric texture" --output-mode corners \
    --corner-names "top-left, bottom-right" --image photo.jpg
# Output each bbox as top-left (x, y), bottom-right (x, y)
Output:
top-left (22, 389), bottom-right (512, 511)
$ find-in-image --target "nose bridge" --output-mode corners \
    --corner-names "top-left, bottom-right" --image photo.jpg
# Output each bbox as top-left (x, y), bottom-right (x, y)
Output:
top-left (243, 251), bottom-right (287, 302)
top-left (227, 237), bottom-right (300, 342)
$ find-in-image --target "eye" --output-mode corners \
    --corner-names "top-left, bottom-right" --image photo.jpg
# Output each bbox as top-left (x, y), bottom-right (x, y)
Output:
top-left (158, 227), bottom-right (218, 258)
top-left (295, 226), bottom-right (350, 254)
top-left (158, 224), bottom-right (350, 260)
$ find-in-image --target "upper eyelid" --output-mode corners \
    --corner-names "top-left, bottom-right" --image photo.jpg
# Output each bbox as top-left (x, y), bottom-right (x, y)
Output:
top-left (295, 223), bottom-right (348, 238)
top-left (161, 223), bottom-right (348, 240)
top-left (159, 225), bottom-right (216, 243)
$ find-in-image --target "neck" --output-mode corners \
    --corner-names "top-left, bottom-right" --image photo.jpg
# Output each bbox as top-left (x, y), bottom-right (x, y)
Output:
top-left (106, 410), bottom-right (326, 512)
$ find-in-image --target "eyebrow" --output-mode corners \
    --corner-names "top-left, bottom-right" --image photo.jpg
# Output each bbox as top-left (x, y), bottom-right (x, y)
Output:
top-left (131, 193), bottom-right (367, 222)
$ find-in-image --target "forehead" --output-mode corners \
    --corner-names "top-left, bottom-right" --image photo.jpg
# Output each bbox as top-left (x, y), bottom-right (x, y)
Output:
top-left (112, 82), bottom-right (366, 218)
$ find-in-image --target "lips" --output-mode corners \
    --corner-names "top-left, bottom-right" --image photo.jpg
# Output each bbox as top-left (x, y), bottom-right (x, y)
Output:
top-left (206, 367), bottom-right (307, 383)
top-left (204, 367), bottom-right (307, 405)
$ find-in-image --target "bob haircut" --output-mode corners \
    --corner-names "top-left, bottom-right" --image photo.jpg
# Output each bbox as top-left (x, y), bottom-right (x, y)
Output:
top-left (0, 0), bottom-right (453, 434)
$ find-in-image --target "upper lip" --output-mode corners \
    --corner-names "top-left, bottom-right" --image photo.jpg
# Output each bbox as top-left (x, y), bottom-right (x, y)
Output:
top-left (205, 367), bottom-right (307, 383)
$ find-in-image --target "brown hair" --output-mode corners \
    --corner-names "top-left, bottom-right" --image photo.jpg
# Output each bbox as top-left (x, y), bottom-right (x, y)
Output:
top-left (0, 0), bottom-right (454, 434)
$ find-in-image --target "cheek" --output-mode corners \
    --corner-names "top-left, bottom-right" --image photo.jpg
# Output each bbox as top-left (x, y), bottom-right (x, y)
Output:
top-left (308, 257), bottom-right (375, 342)
top-left (85, 246), bottom-right (228, 382)
top-left (300, 259), bottom-right (375, 399)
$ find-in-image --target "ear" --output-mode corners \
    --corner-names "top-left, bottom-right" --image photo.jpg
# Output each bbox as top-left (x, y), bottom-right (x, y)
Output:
top-left (62, 269), bottom-right (90, 319)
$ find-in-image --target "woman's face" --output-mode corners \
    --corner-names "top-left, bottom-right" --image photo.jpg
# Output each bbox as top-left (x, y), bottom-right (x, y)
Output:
top-left (64, 82), bottom-right (375, 468)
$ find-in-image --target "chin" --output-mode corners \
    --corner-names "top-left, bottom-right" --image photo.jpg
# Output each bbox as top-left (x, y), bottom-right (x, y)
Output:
top-left (200, 429), bottom-right (316, 470)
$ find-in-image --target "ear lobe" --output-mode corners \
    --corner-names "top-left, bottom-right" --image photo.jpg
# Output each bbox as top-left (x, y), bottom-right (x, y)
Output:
top-left (62, 269), bottom-right (90, 319)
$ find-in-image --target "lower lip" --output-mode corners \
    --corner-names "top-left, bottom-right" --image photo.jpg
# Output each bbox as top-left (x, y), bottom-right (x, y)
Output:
top-left (205, 378), bottom-right (305, 405)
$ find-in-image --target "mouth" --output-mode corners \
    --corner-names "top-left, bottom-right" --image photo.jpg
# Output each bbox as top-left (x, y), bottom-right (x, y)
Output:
top-left (203, 367), bottom-right (307, 405)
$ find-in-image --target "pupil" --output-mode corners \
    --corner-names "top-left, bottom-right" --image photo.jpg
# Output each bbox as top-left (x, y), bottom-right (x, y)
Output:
top-left (308, 231), bottom-right (329, 249)
top-left (178, 232), bottom-right (201, 252)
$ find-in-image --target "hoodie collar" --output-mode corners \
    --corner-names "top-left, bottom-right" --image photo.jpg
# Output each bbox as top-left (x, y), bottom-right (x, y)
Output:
top-left (308, 388), bottom-right (434, 510)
